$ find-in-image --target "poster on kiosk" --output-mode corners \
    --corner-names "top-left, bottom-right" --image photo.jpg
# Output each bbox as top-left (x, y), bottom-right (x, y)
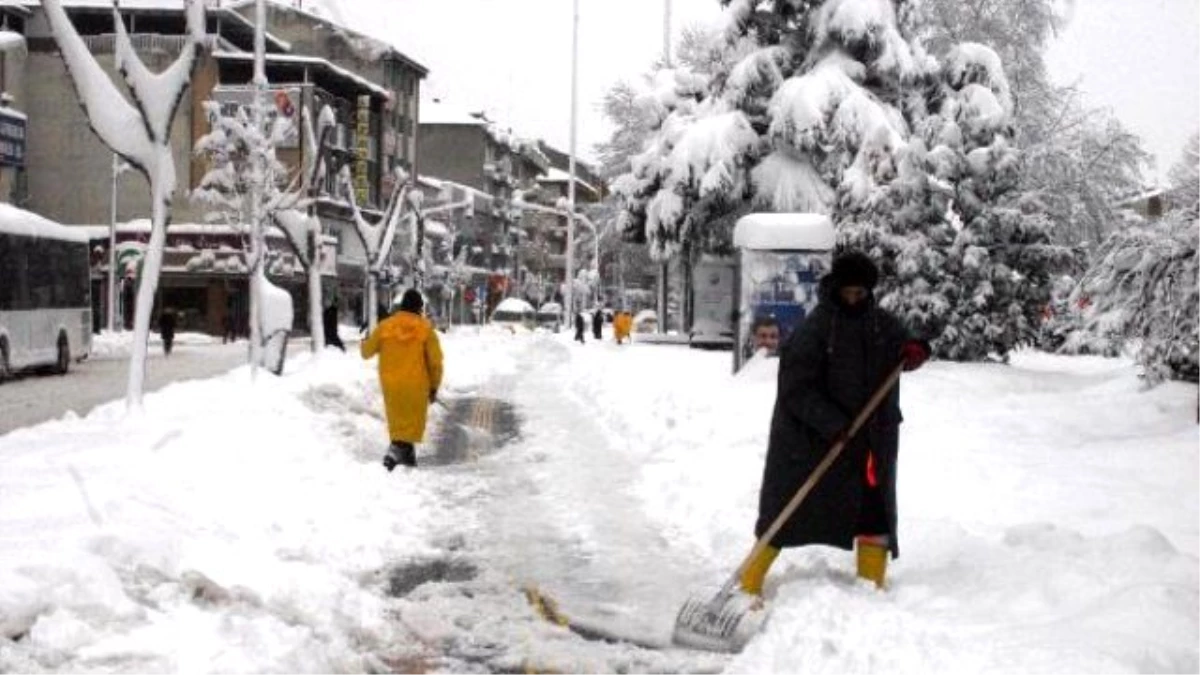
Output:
top-left (732, 213), bottom-right (836, 373)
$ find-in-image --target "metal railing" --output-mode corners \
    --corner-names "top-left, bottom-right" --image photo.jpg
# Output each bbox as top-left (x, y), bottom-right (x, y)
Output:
top-left (80, 33), bottom-right (221, 55)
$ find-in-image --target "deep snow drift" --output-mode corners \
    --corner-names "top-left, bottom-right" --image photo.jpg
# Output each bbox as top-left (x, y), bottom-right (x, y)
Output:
top-left (0, 329), bottom-right (1195, 673)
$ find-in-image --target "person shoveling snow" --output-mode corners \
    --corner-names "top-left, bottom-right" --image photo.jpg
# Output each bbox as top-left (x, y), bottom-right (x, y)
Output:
top-left (361, 289), bottom-right (444, 471)
top-left (675, 251), bottom-right (931, 652)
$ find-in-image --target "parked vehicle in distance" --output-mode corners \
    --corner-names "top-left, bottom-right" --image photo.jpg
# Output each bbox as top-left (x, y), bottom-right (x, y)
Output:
top-left (490, 297), bottom-right (536, 332)
top-left (536, 302), bottom-right (563, 332)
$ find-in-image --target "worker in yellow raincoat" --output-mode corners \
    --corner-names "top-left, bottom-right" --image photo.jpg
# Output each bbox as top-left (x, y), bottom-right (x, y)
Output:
top-left (613, 311), bottom-right (633, 345)
top-left (361, 289), bottom-right (444, 471)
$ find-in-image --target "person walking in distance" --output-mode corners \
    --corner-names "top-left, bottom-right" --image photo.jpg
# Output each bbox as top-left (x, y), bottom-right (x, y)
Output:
top-left (361, 289), bottom-right (444, 471)
top-left (574, 310), bottom-right (586, 344)
top-left (159, 307), bottom-right (177, 357)
top-left (739, 251), bottom-right (930, 596)
top-left (323, 296), bottom-right (346, 352)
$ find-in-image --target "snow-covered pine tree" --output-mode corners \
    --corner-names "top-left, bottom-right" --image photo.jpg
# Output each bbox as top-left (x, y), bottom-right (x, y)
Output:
top-left (1074, 210), bottom-right (1199, 384)
top-left (617, 0), bottom-right (1070, 360)
top-left (904, 43), bottom-right (1070, 361)
top-left (919, 0), bottom-right (1149, 247)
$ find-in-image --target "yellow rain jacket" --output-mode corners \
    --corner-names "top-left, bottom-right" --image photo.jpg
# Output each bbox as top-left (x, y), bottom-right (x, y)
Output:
top-left (614, 313), bottom-right (632, 342)
top-left (360, 311), bottom-right (444, 444)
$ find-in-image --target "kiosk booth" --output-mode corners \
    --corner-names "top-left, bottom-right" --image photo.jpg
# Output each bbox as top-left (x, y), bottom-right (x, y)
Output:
top-left (732, 213), bottom-right (836, 373)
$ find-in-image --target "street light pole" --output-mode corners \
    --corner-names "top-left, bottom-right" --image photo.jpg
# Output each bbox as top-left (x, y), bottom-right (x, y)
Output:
top-left (566, 0), bottom-right (579, 322)
top-left (657, 0), bottom-right (671, 333)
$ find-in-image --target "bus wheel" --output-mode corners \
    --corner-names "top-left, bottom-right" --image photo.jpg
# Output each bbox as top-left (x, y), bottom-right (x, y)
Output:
top-left (0, 338), bottom-right (9, 382)
top-left (55, 334), bottom-right (70, 375)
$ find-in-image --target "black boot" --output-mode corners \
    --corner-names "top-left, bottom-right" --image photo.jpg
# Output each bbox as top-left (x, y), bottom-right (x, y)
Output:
top-left (398, 442), bottom-right (417, 467)
top-left (384, 442), bottom-right (417, 471)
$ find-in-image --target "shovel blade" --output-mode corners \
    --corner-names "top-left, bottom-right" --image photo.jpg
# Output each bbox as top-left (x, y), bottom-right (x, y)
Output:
top-left (671, 593), bottom-right (766, 653)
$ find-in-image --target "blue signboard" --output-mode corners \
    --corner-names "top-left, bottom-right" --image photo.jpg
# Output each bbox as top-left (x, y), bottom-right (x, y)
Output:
top-left (0, 109), bottom-right (26, 167)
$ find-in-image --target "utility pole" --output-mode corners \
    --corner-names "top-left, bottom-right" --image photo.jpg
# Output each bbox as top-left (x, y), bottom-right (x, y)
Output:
top-left (566, 0), bottom-right (579, 322)
top-left (657, 0), bottom-right (671, 333)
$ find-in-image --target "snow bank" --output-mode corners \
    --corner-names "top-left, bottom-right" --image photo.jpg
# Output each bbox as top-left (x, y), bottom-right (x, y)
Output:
top-left (547, 342), bottom-right (1199, 671)
top-left (0, 332), bottom-right (522, 672)
top-left (90, 331), bottom-right (222, 360)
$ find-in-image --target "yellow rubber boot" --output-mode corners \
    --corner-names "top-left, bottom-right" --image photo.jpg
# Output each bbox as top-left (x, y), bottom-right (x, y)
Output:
top-left (856, 537), bottom-right (889, 589)
top-left (739, 545), bottom-right (780, 596)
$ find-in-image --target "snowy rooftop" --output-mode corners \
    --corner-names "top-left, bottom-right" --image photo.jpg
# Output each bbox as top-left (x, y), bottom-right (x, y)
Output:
top-left (538, 167), bottom-right (600, 198)
top-left (218, 0), bottom-right (427, 74)
top-left (17, 0), bottom-right (191, 8)
top-left (213, 52), bottom-right (389, 98)
top-left (732, 213), bottom-right (835, 251)
top-left (0, 203), bottom-right (87, 242)
top-left (419, 97), bottom-right (492, 126)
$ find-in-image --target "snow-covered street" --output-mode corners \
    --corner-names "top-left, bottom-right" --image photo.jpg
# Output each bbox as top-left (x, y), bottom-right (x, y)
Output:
top-left (0, 329), bottom-right (1195, 673)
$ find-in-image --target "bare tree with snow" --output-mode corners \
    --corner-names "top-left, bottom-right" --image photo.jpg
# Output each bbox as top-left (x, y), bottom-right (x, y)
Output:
top-left (271, 105), bottom-right (337, 353)
top-left (1168, 133), bottom-right (1199, 218)
top-left (1073, 209), bottom-right (1198, 384)
top-left (340, 166), bottom-right (422, 331)
top-left (42, 0), bottom-right (207, 407)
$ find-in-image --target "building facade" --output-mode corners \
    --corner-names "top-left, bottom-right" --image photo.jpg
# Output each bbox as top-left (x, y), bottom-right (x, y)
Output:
top-left (10, 0), bottom-right (426, 335)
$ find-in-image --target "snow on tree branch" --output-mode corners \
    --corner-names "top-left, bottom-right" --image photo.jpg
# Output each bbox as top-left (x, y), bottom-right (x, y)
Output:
top-left (44, 0), bottom-right (208, 407)
top-left (1074, 211), bottom-right (1199, 384)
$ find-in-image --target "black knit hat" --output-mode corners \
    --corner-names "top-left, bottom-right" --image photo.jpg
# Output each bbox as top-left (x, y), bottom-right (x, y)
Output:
top-left (398, 289), bottom-right (424, 313)
top-left (831, 251), bottom-right (879, 290)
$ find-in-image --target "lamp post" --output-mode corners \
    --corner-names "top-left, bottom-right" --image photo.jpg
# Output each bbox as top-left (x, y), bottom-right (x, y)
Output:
top-left (565, 0), bottom-right (579, 322)
top-left (656, 0), bottom-right (671, 333)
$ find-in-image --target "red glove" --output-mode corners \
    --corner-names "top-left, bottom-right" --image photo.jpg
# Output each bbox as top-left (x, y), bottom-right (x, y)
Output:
top-left (901, 340), bottom-right (930, 372)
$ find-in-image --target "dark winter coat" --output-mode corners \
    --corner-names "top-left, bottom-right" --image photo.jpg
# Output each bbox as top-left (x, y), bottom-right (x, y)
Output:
top-left (574, 313), bottom-right (586, 340)
top-left (592, 311), bottom-right (604, 339)
top-left (755, 283), bottom-right (913, 557)
top-left (159, 311), bottom-right (176, 339)
top-left (323, 305), bottom-right (345, 351)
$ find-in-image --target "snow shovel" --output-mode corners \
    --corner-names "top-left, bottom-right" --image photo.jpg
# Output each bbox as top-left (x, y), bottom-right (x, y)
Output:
top-left (672, 361), bottom-right (907, 653)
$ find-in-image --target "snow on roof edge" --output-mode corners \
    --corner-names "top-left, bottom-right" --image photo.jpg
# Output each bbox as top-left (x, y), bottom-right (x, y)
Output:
top-left (0, 204), bottom-right (87, 242)
top-left (219, 0), bottom-right (428, 75)
top-left (213, 51), bottom-right (390, 98)
top-left (732, 213), bottom-right (836, 251)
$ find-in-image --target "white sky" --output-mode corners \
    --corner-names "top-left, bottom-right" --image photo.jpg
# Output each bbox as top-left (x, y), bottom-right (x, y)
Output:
top-left (324, 0), bottom-right (1198, 178)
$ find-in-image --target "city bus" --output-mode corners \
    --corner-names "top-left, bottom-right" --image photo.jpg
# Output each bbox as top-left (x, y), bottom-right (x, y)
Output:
top-left (0, 205), bottom-right (92, 380)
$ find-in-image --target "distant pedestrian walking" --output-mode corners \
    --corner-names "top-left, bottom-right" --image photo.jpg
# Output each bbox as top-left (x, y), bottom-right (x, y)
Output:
top-left (574, 311), bottom-right (586, 344)
top-left (159, 308), bottom-right (177, 357)
top-left (323, 300), bottom-right (345, 352)
top-left (592, 309), bottom-right (604, 340)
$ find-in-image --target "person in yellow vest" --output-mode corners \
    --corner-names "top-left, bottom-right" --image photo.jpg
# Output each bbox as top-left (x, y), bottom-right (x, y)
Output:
top-left (361, 289), bottom-right (444, 471)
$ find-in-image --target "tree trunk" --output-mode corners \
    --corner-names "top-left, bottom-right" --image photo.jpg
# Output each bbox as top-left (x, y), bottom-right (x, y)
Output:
top-left (366, 275), bottom-right (378, 331)
top-left (249, 262), bottom-right (262, 379)
top-left (307, 230), bottom-right (324, 352)
top-left (126, 174), bottom-right (169, 408)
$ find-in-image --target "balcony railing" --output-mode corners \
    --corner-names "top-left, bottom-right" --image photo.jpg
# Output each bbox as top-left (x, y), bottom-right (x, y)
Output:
top-left (80, 33), bottom-right (222, 56)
